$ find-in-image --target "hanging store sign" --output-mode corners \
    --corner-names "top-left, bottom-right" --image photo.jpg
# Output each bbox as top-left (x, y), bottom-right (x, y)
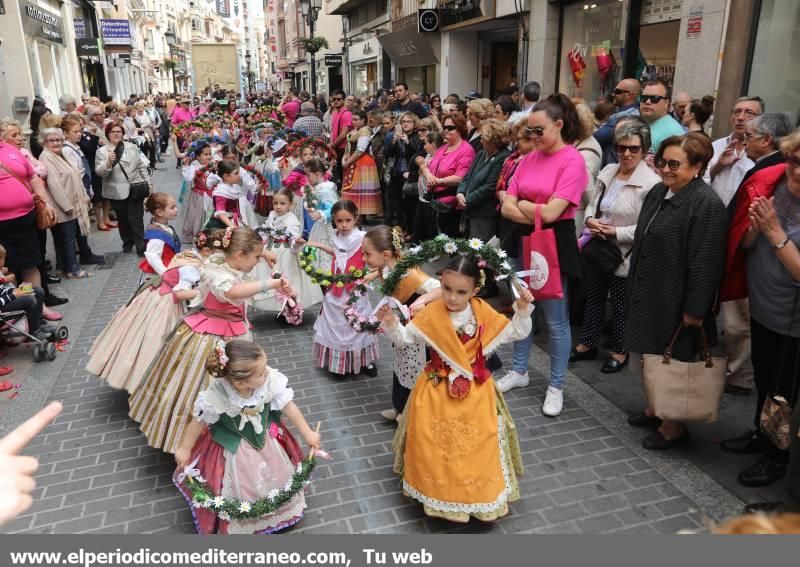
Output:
top-left (439, 0), bottom-right (495, 30)
top-left (74, 18), bottom-right (90, 39)
top-left (19, 0), bottom-right (64, 44)
top-left (75, 38), bottom-right (100, 57)
top-left (216, 0), bottom-right (230, 17)
top-left (100, 19), bottom-right (132, 46)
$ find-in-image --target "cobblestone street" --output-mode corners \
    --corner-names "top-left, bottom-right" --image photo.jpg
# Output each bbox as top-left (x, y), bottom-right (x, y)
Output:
top-left (0, 163), bottom-right (774, 535)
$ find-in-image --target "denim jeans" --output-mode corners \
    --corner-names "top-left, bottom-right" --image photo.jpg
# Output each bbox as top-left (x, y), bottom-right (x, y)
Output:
top-left (512, 274), bottom-right (571, 390)
top-left (52, 220), bottom-right (80, 275)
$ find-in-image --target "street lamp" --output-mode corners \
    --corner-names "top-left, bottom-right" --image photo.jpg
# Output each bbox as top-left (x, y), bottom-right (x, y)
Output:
top-left (164, 28), bottom-right (178, 95)
top-left (245, 50), bottom-right (254, 94)
top-left (299, 0), bottom-right (322, 95)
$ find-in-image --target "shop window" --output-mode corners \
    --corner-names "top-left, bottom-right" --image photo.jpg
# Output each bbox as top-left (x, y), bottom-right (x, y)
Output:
top-left (638, 20), bottom-right (678, 90)
top-left (748, 0), bottom-right (800, 114)
top-left (558, 0), bottom-right (628, 102)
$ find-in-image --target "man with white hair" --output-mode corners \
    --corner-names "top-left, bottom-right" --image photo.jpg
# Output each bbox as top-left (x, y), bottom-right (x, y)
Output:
top-left (293, 101), bottom-right (324, 137)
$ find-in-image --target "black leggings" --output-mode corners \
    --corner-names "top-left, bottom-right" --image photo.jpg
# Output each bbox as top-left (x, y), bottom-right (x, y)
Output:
top-left (577, 263), bottom-right (627, 354)
top-left (392, 373), bottom-right (412, 414)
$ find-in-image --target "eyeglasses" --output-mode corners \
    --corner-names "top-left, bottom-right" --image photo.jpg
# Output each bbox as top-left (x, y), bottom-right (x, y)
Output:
top-left (732, 109), bottom-right (761, 118)
top-left (443, 125), bottom-right (457, 132)
top-left (654, 157), bottom-right (688, 171)
top-left (44, 138), bottom-right (62, 144)
top-left (615, 144), bottom-right (642, 155)
top-left (613, 88), bottom-right (632, 96)
top-left (418, 127), bottom-right (429, 132)
top-left (639, 94), bottom-right (668, 104)
top-left (331, 97), bottom-right (343, 102)
top-left (743, 132), bottom-right (763, 141)
top-left (400, 119), bottom-right (414, 124)
top-left (525, 126), bottom-right (545, 137)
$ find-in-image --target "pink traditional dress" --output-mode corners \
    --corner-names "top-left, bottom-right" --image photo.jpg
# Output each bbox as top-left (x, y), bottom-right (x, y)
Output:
top-left (207, 172), bottom-right (260, 228)
top-left (86, 251), bottom-right (202, 393)
top-left (129, 253), bottom-right (254, 454)
top-left (181, 160), bottom-right (213, 244)
top-left (173, 367), bottom-right (308, 534)
top-left (312, 229), bottom-right (379, 374)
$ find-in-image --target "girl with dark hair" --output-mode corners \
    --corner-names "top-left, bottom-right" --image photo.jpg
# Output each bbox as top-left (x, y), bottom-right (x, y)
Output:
top-left (306, 200), bottom-right (380, 376)
top-left (206, 160), bottom-right (245, 229)
top-left (362, 225), bottom-right (441, 421)
top-left (497, 93), bottom-right (589, 417)
top-left (377, 255), bottom-right (534, 522)
top-left (341, 110), bottom-right (383, 218)
top-left (180, 141), bottom-right (214, 244)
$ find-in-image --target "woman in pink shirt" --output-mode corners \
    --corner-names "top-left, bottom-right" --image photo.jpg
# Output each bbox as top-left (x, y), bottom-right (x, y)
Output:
top-left (498, 94), bottom-right (589, 417)
top-left (415, 113), bottom-right (476, 238)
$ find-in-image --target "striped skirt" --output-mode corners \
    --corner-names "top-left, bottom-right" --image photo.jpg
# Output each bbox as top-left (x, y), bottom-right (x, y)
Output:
top-left (128, 323), bottom-right (251, 454)
top-left (341, 154), bottom-right (383, 216)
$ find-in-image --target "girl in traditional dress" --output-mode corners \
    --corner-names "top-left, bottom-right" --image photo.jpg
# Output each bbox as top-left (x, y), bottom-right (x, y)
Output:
top-left (304, 157), bottom-right (338, 269)
top-left (174, 340), bottom-right (322, 534)
top-left (341, 110), bottom-right (382, 219)
top-left (218, 145), bottom-right (260, 227)
top-left (129, 226), bottom-right (293, 454)
top-left (306, 200), bottom-right (379, 377)
top-left (206, 160), bottom-right (245, 229)
top-left (361, 225), bottom-right (441, 422)
top-left (181, 141), bottom-right (214, 245)
top-left (140, 193), bottom-right (181, 279)
top-left (253, 188), bottom-right (323, 312)
top-left (377, 256), bottom-right (534, 522)
top-left (86, 229), bottom-right (219, 393)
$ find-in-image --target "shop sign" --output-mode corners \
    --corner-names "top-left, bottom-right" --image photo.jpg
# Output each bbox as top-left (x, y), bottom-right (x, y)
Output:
top-left (216, 0), bottom-right (230, 18)
top-left (439, 0), bottom-right (494, 30)
top-left (418, 9), bottom-right (439, 33)
top-left (687, 5), bottom-right (703, 38)
top-left (75, 38), bottom-right (100, 57)
top-left (324, 54), bottom-right (343, 67)
top-left (377, 29), bottom-right (439, 69)
top-left (19, 0), bottom-right (64, 44)
top-left (100, 19), bottom-right (132, 46)
top-left (74, 18), bottom-right (90, 39)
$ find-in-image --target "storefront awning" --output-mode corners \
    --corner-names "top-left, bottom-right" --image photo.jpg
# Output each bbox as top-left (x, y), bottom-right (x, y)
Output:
top-left (377, 29), bottom-right (439, 68)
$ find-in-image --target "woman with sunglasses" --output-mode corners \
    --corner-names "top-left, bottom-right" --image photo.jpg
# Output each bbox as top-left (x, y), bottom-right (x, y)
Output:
top-left (497, 94), bottom-right (588, 417)
top-left (416, 113), bottom-right (475, 239)
top-left (429, 94), bottom-right (443, 123)
top-left (624, 132), bottom-right (727, 450)
top-left (571, 117), bottom-right (661, 373)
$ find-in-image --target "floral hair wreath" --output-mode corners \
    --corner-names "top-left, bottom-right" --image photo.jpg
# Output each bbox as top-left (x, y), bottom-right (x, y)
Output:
top-left (380, 235), bottom-right (515, 298)
top-left (193, 231), bottom-right (208, 248)
top-left (286, 137), bottom-right (338, 166)
top-left (171, 112), bottom-right (238, 140)
top-left (208, 339), bottom-right (230, 378)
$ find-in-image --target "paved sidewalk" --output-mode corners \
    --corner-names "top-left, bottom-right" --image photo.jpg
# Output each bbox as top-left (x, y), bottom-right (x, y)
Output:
top-left (0, 162), bottom-right (758, 534)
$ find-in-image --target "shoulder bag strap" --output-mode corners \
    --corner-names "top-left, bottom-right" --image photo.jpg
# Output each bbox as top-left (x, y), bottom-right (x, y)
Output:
top-left (578, 146), bottom-right (601, 159)
top-left (0, 158), bottom-right (33, 195)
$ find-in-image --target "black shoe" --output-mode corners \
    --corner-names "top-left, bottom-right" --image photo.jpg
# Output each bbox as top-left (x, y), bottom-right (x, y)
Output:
top-left (642, 427), bottom-right (690, 451)
top-left (738, 457), bottom-right (787, 487)
top-left (122, 246), bottom-right (133, 254)
top-left (628, 411), bottom-right (662, 428)
top-left (363, 364), bottom-right (378, 377)
top-left (569, 346), bottom-right (597, 362)
top-left (744, 501), bottom-right (784, 515)
top-left (32, 328), bottom-right (54, 341)
top-left (601, 355), bottom-right (628, 373)
top-left (46, 272), bottom-right (61, 285)
top-left (80, 254), bottom-right (106, 265)
top-left (724, 384), bottom-right (753, 396)
top-left (136, 250), bottom-right (145, 258)
top-left (44, 294), bottom-right (68, 307)
top-left (721, 429), bottom-right (764, 454)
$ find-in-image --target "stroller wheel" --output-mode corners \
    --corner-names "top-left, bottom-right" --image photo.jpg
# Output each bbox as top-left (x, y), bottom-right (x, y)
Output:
top-left (33, 344), bottom-right (43, 362)
top-left (55, 326), bottom-right (69, 341)
top-left (45, 342), bottom-right (57, 361)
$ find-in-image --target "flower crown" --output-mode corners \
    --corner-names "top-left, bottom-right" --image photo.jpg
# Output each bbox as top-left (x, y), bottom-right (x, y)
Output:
top-left (391, 226), bottom-right (403, 256)
top-left (193, 231), bottom-right (208, 248)
top-left (208, 339), bottom-right (230, 377)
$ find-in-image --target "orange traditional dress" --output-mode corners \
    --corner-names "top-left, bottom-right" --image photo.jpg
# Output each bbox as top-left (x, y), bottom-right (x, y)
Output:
top-left (384, 298), bottom-right (533, 522)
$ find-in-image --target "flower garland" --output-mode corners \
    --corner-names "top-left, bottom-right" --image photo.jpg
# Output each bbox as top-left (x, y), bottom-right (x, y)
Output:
top-left (344, 282), bottom-right (382, 333)
top-left (286, 137), bottom-right (338, 166)
top-left (272, 273), bottom-right (304, 326)
top-left (182, 456), bottom-right (316, 521)
top-left (256, 225), bottom-right (296, 247)
top-left (172, 112), bottom-right (239, 140)
top-left (242, 164), bottom-right (268, 189)
top-left (247, 105), bottom-right (286, 126)
top-left (302, 185), bottom-right (318, 210)
top-left (381, 235), bottom-right (515, 297)
top-left (298, 248), bottom-right (362, 287)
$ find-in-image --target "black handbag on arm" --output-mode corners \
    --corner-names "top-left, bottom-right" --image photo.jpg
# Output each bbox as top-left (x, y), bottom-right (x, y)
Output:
top-left (581, 182), bottom-right (629, 275)
top-left (115, 148), bottom-right (150, 202)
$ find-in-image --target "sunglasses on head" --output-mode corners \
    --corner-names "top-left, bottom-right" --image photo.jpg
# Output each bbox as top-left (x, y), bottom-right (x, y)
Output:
top-left (639, 94), bottom-right (667, 104)
top-left (525, 126), bottom-right (545, 137)
top-left (443, 125), bottom-right (457, 132)
top-left (616, 144), bottom-right (642, 155)
top-left (654, 157), bottom-right (687, 171)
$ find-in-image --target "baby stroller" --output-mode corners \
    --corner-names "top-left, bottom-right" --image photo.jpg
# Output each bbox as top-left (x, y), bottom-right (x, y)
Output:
top-left (0, 310), bottom-right (68, 362)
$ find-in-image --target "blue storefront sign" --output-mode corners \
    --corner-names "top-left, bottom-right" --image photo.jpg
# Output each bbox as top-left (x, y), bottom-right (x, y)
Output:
top-left (100, 19), bottom-right (132, 46)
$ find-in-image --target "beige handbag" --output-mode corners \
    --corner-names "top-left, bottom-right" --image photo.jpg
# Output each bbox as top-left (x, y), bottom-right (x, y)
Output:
top-left (642, 325), bottom-right (727, 423)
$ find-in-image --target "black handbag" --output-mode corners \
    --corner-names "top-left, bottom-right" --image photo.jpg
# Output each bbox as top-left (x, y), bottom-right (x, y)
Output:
top-left (117, 159), bottom-right (150, 202)
top-left (581, 183), bottom-right (628, 275)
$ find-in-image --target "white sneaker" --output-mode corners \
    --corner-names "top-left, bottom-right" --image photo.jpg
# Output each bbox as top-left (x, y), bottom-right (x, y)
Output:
top-left (380, 408), bottom-right (398, 422)
top-left (496, 370), bottom-right (530, 393)
top-left (542, 386), bottom-right (563, 417)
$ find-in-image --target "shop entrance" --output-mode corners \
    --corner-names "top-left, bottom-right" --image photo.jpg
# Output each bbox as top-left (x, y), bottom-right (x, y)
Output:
top-left (490, 42), bottom-right (517, 98)
top-left (638, 20), bottom-right (680, 90)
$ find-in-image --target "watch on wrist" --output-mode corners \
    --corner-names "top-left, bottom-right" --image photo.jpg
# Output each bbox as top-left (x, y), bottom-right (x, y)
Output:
top-left (774, 237), bottom-right (790, 249)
